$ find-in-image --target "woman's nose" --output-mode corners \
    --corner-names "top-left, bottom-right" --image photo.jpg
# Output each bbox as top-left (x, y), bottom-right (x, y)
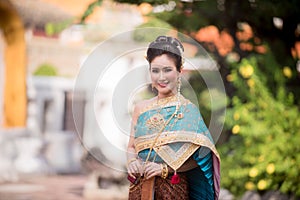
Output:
top-left (159, 71), bottom-right (165, 80)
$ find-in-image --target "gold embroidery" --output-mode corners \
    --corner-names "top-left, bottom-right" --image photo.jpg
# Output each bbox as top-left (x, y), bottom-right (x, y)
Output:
top-left (177, 112), bottom-right (184, 119)
top-left (139, 95), bottom-right (191, 115)
top-left (134, 131), bottom-right (220, 159)
top-left (154, 143), bottom-right (199, 170)
top-left (146, 113), bottom-right (165, 131)
top-left (133, 95), bottom-right (219, 171)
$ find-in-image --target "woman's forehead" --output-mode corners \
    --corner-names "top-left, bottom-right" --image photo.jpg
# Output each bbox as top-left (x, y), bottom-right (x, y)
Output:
top-left (150, 63), bottom-right (175, 67)
top-left (150, 55), bottom-right (176, 67)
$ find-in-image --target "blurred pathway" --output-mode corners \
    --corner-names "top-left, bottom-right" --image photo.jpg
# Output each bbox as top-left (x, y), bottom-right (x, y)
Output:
top-left (0, 175), bottom-right (87, 200)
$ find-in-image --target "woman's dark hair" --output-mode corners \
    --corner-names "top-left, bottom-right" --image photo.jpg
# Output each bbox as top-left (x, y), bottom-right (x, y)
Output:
top-left (146, 36), bottom-right (184, 72)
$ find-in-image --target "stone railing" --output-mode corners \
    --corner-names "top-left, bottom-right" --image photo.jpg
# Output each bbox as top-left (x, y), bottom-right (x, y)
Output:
top-left (0, 76), bottom-right (85, 182)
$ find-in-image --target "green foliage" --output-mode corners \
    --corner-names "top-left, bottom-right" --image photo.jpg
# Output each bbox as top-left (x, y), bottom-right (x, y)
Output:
top-left (45, 20), bottom-right (72, 36)
top-left (80, 0), bottom-right (103, 23)
top-left (33, 63), bottom-right (58, 76)
top-left (133, 18), bottom-right (174, 42)
top-left (114, 0), bottom-right (169, 5)
top-left (219, 54), bottom-right (300, 197)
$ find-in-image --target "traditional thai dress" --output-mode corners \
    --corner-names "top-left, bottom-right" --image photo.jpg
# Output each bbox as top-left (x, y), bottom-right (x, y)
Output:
top-left (129, 95), bottom-right (220, 200)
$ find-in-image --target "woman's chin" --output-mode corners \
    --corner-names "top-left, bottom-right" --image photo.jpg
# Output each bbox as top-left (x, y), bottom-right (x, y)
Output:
top-left (157, 88), bottom-right (176, 97)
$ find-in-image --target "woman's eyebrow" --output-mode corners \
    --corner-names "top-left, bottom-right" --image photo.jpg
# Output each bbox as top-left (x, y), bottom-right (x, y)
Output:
top-left (151, 64), bottom-right (173, 68)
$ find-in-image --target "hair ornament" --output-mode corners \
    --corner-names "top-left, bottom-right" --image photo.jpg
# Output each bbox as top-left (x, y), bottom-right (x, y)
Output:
top-left (147, 35), bottom-right (185, 72)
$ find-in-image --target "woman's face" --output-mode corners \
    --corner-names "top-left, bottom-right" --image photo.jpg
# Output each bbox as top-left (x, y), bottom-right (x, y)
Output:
top-left (150, 54), bottom-right (180, 98)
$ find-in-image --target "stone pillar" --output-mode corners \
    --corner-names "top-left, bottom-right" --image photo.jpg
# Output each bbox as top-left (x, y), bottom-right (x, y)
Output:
top-left (0, 30), bottom-right (4, 126)
top-left (0, 0), bottom-right (27, 127)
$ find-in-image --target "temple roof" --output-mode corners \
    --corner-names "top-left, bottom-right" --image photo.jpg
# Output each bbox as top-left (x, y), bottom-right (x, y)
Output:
top-left (10, 0), bottom-right (73, 29)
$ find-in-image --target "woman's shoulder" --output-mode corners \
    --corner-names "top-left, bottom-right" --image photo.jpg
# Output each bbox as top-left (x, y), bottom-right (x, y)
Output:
top-left (180, 96), bottom-right (201, 114)
top-left (180, 95), bottom-right (197, 108)
top-left (133, 96), bottom-right (156, 115)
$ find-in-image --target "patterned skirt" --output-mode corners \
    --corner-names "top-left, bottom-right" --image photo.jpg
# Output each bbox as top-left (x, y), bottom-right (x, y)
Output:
top-left (128, 174), bottom-right (189, 200)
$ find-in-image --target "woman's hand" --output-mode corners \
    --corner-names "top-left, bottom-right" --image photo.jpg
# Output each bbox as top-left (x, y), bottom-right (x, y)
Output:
top-left (127, 159), bottom-right (143, 178)
top-left (143, 162), bottom-right (162, 179)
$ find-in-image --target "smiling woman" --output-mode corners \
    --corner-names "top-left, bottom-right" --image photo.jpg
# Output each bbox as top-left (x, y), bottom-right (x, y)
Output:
top-left (149, 54), bottom-right (180, 98)
top-left (147, 36), bottom-right (183, 99)
top-left (126, 36), bottom-right (220, 200)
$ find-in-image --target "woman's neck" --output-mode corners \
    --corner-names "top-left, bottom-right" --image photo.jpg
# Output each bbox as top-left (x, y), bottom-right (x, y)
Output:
top-left (156, 93), bottom-right (178, 105)
top-left (157, 90), bottom-right (177, 100)
top-left (157, 94), bottom-right (174, 99)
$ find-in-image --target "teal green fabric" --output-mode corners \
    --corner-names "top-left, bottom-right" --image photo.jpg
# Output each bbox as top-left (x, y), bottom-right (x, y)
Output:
top-left (135, 102), bottom-right (216, 199)
top-left (187, 150), bottom-right (214, 200)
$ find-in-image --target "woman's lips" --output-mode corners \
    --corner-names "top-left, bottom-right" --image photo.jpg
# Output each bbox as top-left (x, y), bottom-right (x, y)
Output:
top-left (157, 83), bottom-right (168, 88)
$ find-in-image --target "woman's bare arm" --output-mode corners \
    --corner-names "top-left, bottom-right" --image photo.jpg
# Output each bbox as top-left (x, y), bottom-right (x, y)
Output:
top-left (127, 102), bottom-right (145, 177)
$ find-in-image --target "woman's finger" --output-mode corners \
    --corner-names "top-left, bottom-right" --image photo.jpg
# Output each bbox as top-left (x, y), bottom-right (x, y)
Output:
top-left (144, 162), bottom-right (161, 179)
top-left (128, 161), bottom-right (139, 174)
top-left (146, 168), bottom-right (160, 179)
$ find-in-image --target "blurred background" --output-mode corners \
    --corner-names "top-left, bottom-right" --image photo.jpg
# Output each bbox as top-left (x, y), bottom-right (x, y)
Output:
top-left (0, 0), bottom-right (299, 199)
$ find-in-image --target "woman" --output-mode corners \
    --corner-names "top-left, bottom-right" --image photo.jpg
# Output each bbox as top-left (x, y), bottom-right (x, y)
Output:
top-left (127, 36), bottom-right (220, 200)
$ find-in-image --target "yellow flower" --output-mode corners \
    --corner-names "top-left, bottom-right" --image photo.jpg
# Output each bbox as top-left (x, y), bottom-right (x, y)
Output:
top-left (233, 112), bottom-right (240, 120)
top-left (247, 79), bottom-right (255, 88)
top-left (245, 181), bottom-right (255, 190)
top-left (232, 125), bottom-right (240, 134)
top-left (249, 168), bottom-right (258, 178)
top-left (257, 179), bottom-right (267, 190)
top-left (266, 163), bottom-right (275, 174)
top-left (258, 155), bottom-right (264, 162)
top-left (283, 66), bottom-right (292, 78)
top-left (138, 3), bottom-right (153, 15)
top-left (239, 64), bottom-right (254, 78)
top-left (226, 74), bottom-right (234, 82)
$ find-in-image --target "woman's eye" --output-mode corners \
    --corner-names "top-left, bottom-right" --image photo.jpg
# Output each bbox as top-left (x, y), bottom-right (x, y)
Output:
top-left (164, 68), bottom-right (173, 72)
top-left (151, 69), bottom-right (159, 73)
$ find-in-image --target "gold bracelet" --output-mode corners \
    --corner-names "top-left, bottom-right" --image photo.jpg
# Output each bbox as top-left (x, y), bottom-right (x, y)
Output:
top-left (162, 163), bottom-right (168, 179)
top-left (165, 164), bottom-right (169, 178)
top-left (127, 158), bottom-right (137, 167)
top-left (161, 163), bottom-right (168, 179)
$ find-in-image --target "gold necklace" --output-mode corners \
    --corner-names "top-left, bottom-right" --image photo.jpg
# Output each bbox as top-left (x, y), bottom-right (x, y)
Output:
top-left (155, 95), bottom-right (177, 109)
top-left (146, 95), bottom-right (177, 131)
